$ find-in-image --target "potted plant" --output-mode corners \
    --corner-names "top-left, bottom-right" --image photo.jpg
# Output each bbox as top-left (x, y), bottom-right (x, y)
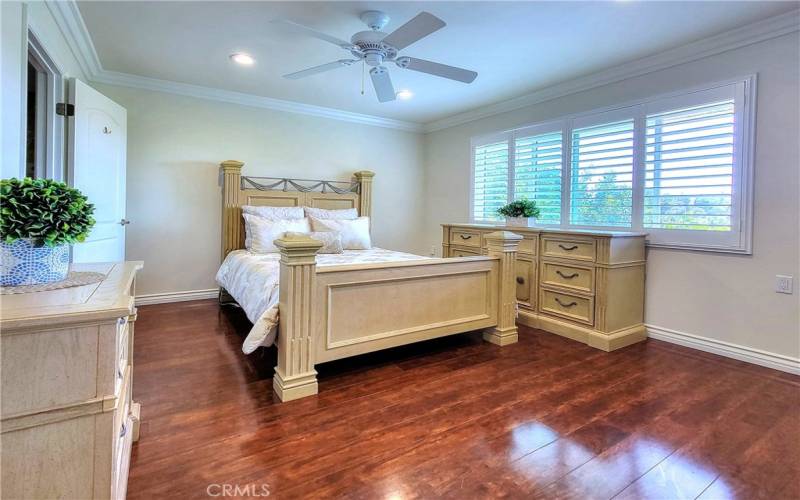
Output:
top-left (0, 178), bottom-right (95, 286)
top-left (497, 198), bottom-right (541, 227)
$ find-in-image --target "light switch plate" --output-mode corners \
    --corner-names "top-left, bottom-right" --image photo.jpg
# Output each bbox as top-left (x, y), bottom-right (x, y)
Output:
top-left (776, 275), bottom-right (793, 294)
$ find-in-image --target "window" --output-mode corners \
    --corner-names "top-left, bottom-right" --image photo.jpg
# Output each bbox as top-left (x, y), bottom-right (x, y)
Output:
top-left (570, 119), bottom-right (634, 227)
top-left (471, 137), bottom-right (509, 222)
top-left (469, 77), bottom-right (755, 253)
top-left (515, 130), bottom-right (562, 225)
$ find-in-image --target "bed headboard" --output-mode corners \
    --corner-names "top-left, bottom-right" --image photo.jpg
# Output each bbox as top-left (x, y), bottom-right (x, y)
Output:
top-left (220, 160), bottom-right (374, 259)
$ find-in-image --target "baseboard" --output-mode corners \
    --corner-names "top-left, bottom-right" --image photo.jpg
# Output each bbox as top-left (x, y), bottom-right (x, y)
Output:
top-left (646, 324), bottom-right (800, 375)
top-left (135, 288), bottom-right (218, 306)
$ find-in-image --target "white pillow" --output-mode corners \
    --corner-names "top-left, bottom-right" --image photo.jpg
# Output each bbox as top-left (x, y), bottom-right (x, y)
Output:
top-left (304, 206), bottom-right (358, 220)
top-left (310, 216), bottom-right (371, 250)
top-left (243, 205), bottom-right (304, 220)
top-left (243, 214), bottom-right (311, 253)
top-left (285, 231), bottom-right (343, 254)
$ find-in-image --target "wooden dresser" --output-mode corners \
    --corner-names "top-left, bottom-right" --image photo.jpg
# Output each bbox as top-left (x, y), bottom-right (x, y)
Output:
top-left (1, 262), bottom-right (143, 500)
top-left (442, 224), bottom-right (646, 351)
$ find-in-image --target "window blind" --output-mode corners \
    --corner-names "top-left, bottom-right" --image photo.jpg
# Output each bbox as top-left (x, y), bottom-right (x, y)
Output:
top-left (472, 140), bottom-right (509, 221)
top-left (570, 120), bottom-right (634, 227)
top-left (514, 131), bottom-right (562, 224)
top-left (644, 100), bottom-right (735, 231)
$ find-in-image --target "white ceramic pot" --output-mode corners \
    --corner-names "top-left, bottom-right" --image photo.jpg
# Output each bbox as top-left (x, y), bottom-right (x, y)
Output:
top-left (505, 216), bottom-right (537, 227)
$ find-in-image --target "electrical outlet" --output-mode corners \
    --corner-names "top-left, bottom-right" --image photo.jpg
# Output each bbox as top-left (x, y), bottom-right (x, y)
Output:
top-left (430, 245), bottom-right (437, 257)
top-left (776, 275), bottom-right (793, 294)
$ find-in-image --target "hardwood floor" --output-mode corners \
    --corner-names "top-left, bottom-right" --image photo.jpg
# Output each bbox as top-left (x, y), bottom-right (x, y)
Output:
top-left (128, 300), bottom-right (800, 499)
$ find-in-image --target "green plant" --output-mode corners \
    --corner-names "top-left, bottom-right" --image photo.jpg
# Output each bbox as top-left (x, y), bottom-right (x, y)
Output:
top-left (497, 198), bottom-right (541, 219)
top-left (1, 178), bottom-right (95, 247)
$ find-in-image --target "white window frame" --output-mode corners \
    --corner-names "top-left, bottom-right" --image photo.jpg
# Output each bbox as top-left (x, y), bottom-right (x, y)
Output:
top-left (468, 75), bottom-right (756, 254)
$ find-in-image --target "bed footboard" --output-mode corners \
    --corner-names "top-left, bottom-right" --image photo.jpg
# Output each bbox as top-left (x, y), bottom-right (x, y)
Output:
top-left (272, 231), bottom-right (522, 402)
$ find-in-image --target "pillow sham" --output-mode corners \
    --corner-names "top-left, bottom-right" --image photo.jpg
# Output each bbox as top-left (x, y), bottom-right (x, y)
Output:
top-left (310, 216), bottom-right (371, 250)
top-left (243, 214), bottom-right (310, 253)
top-left (303, 206), bottom-right (358, 220)
top-left (285, 231), bottom-right (344, 254)
top-left (243, 205), bottom-right (304, 220)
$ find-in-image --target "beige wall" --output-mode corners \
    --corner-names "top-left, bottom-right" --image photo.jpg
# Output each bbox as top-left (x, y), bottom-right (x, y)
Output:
top-left (92, 84), bottom-right (426, 296)
top-left (422, 33), bottom-right (800, 360)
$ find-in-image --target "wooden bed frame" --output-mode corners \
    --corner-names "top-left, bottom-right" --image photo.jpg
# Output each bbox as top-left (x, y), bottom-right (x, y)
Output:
top-left (220, 160), bottom-right (522, 402)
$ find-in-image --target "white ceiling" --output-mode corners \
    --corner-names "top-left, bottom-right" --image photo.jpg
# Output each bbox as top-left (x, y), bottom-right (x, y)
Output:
top-left (77, 1), bottom-right (795, 124)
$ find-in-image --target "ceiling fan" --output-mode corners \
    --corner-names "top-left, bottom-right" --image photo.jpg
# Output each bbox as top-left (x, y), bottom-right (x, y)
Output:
top-left (273, 11), bottom-right (478, 102)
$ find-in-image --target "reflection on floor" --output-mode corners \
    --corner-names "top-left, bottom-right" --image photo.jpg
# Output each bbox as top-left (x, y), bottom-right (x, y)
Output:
top-left (128, 299), bottom-right (800, 499)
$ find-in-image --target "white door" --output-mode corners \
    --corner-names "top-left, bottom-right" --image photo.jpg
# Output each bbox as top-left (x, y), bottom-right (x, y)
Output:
top-left (68, 79), bottom-right (127, 263)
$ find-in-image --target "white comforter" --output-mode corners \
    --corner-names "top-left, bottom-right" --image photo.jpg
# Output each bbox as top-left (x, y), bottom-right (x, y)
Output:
top-left (216, 248), bottom-right (428, 353)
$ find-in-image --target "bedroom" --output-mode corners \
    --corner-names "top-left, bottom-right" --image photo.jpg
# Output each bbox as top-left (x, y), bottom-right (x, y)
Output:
top-left (0, 0), bottom-right (798, 498)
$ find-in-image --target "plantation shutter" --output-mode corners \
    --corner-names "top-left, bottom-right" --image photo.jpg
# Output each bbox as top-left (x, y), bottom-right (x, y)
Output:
top-left (569, 118), bottom-right (634, 227)
top-left (644, 100), bottom-right (735, 231)
top-left (514, 130), bottom-right (563, 224)
top-left (472, 137), bottom-right (510, 222)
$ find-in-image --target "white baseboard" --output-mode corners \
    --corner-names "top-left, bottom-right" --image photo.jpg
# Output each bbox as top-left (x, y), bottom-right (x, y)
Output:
top-left (135, 288), bottom-right (218, 306)
top-left (646, 324), bottom-right (800, 375)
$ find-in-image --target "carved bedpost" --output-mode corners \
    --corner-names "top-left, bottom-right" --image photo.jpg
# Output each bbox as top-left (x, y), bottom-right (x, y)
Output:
top-left (273, 234), bottom-right (323, 402)
top-left (484, 231), bottom-right (523, 346)
top-left (354, 171), bottom-right (375, 220)
top-left (221, 160), bottom-right (244, 260)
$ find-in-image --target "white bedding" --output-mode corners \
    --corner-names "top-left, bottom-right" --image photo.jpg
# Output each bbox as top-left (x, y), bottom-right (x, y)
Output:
top-left (216, 248), bottom-right (429, 353)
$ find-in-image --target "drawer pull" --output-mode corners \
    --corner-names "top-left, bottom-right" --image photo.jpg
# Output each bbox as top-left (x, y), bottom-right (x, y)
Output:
top-left (554, 297), bottom-right (578, 308)
top-left (558, 244), bottom-right (579, 251)
top-left (117, 368), bottom-right (123, 380)
top-left (556, 270), bottom-right (580, 279)
top-left (119, 423), bottom-right (127, 439)
top-left (516, 277), bottom-right (525, 285)
top-left (459, 234), bottom-right (472, 240)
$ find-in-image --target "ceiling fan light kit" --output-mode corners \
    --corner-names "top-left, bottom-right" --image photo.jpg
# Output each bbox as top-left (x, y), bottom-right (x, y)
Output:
top-left (274, 11), bottom-right (478, 102)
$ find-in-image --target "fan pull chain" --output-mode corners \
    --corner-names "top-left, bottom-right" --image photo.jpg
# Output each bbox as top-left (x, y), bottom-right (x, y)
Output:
top-left (361, 60), bottom-right (365, 96)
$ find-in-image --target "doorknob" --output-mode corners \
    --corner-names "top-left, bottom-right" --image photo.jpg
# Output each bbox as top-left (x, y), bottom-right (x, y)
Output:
top-left (119, 219), bottom-right (131, 226)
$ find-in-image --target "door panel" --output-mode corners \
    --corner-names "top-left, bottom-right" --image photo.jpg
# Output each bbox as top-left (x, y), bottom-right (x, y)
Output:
top-left (68, 79), bottom-right (127, 263)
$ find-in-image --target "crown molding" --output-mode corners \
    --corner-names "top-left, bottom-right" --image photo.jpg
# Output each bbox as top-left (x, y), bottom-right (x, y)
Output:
top-left (91, 70), bottom-right (425, 132)
top-left (45, 0), bottom-right (102, 80)
top-left (423, 9), bottom-right (800, 132)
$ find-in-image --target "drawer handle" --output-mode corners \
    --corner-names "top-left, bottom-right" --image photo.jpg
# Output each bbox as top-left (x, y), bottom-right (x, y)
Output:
top-left (558, 244), bottom-right (579, 251)
top-left (516, 277), bottom-right (525, 284)
top-left (119, 422), bottom-right (127, 439)
top-left (459, 234), bottom-right (472, 240)
top-left (117, 368), bottom-right (123, 380)
top-left (554, 297), bottom-right (578, 308)
top-left (556, 270), bottom-right (580, 279)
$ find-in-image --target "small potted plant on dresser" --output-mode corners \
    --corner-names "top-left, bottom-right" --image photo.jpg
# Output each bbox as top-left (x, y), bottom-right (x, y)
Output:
top-left (0, 178), bottom-right (95, 286)
top-left (497, 198), bottom-right (540, 227)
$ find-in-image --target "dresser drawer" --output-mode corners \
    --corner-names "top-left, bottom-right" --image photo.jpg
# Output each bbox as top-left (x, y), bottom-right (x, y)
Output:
top-left (115, 318), bottom-right (130, 393)
top-left (540, 261), bottom-right (594, 294)
top-left (539, 288), bottom-right (594, 326)
top-left (450, 229), bottom-right (482, 248)
top-left (541, 236), bottom-right (596, 262)
top-left (517, 236), bottom-right (536, 256)
top-left (449, 247), bottom-right (481, 257)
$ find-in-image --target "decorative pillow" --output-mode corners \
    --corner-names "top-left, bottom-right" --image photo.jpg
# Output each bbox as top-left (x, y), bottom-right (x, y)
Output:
top-left (243, 205), bottom-right (304, 220)
top-left (310, 216), bottom-right (371, 250)
top-left (243, 214), bottom-right (310, 253)
top-left (303, 206), bottom-right (358, 220)
top-left (285, 231), bottom-right (344, 254)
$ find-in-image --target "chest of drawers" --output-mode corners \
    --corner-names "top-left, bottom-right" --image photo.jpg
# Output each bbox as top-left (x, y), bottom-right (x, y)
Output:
top-left (442, 224), bottom-right (646, 351)
top-left (1, 262), bottom-right (143, 499)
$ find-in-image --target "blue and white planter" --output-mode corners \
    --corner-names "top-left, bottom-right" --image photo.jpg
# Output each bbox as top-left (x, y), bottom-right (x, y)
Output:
top-left (0, 238), bottom-right (69, 286)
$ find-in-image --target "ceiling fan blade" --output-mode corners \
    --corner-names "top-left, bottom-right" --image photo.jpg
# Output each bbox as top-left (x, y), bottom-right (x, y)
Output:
top-left (271, 19), bottom-right (354, 49)
top-left (397, 57), bottom-right (477, 83)
top-left (369, 66), bottom-right (396, 102)
top-left (381, 12), bottom-right (445, 50)
top-left (284, 60), bottom-right (357, 80)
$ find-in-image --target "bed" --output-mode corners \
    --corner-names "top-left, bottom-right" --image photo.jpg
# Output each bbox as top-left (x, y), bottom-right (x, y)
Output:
top-left (217, 160), bottom-right (523, 402)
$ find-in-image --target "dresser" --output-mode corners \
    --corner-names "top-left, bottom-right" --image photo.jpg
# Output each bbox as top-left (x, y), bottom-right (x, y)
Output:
top-left (442, 224), bottom-right (646, 351)
top-left (1, 262), bottom-right (143, 500)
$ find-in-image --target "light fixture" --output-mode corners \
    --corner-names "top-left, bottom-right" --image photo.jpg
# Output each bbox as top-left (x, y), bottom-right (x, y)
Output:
top-left (396, 89), bottom-right (413, 100)
top-left (230, 53), bottom-right (255, 66)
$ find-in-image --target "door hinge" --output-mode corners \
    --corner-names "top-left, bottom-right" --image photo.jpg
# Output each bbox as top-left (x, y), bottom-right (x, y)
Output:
top-left (56, 103), bottom-right (75, 116)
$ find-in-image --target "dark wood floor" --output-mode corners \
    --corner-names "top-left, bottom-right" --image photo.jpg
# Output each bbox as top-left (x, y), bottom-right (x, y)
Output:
top-left (128, 300), bottom-right (800, 499)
